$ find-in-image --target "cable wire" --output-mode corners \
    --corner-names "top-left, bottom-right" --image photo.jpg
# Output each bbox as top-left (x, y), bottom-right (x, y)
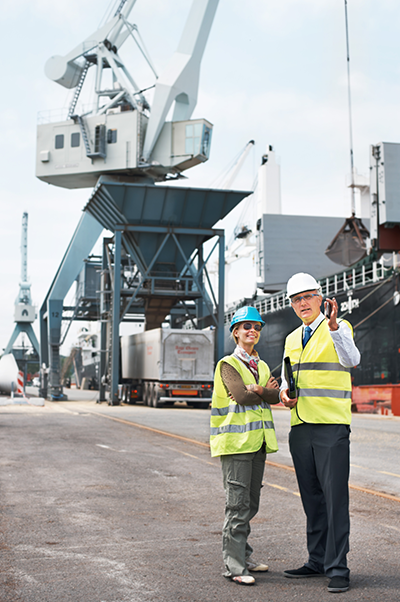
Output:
top-left (344, 0), bottom-right (356, 216)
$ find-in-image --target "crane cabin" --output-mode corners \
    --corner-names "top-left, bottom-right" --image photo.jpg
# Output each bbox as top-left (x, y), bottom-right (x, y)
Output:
top-left (36, 111), bottom-right (212, 189)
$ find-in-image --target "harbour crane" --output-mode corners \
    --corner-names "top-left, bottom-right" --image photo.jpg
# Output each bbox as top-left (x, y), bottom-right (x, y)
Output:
top-left (36, 0), bottom-right (216, 189)
top-left (37, 1), bottom-right (251, 401)
top-left (4, 212), bottom-right (39, 357)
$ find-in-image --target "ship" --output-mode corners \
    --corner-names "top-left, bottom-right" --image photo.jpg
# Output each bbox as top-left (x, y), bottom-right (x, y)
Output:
top-left (61, 326), bottom-right (100, 390)
top-left (224, 253), bottom-right (400, 387)
top-left (221, 141), bottom-right (400, 389)
top-left (66, 143), bottom-right (400, 392)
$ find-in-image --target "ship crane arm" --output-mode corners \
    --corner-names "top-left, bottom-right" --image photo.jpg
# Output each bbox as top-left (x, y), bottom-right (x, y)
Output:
top-left (222, 140), bottom-right (255, 190)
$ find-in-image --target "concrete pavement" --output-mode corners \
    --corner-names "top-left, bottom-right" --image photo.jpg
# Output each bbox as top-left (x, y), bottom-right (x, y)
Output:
top-left (0, 401), bottom-right (399, 601)
top-left (43, 395), bottom-right (400, 499)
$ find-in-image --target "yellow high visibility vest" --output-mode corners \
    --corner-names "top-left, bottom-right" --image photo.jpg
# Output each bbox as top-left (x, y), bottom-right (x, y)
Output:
top-left (284, 319), bottom-right (353, 426)
top-left (210, 354), bottom-right (278, 457)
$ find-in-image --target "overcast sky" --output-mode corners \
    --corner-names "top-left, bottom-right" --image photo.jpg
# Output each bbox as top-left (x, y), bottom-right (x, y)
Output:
top-left (1, 0), bottom-right (400, 356)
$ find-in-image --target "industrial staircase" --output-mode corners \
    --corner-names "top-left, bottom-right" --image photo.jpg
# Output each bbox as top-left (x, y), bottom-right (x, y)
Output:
top-left (75, 116), bottom-right (106, 159)
top-left (67, 61), bottom-right (90, 120)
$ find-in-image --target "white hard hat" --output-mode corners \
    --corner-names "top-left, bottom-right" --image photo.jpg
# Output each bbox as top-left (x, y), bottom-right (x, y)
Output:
top-left (286, 272), bottom-right (321, 298)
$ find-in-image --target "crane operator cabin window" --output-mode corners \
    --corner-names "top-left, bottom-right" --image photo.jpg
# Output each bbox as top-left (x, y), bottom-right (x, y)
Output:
top-left (185, 123), bottom-right (212, 158)
top-left (55, 134), bottom-right (64, 149)
top-left (107, 129), bottom-right (117, 144)
top-left (71, 132), bottom-right (80, 148)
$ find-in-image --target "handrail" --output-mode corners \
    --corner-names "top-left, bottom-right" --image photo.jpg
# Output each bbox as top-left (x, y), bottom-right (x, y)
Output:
top-left (224, 254), bottom-right (398, 323)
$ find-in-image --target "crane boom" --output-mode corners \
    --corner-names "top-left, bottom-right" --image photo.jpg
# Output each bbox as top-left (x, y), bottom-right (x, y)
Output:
top-left (142, 0), bottom-right (219, 161)
top-left (44, 1), bottom-right (137, 90)
top-left (108, 0), bottom-right (138, 45)
top-left (21, 212), bottom-right (28, 284)
top-left (17, 212), bottom-right (32, 306)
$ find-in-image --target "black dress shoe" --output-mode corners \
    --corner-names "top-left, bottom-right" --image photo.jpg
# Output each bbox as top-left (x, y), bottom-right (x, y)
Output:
top-left (284, 565), bottom-right (324, 579)
top-left (327, 576), bottom-right (350, 593)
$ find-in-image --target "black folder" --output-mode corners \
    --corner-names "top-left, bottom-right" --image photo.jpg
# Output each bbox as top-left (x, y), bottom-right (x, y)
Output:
top-left (284, 356), bottom-right (297, 399)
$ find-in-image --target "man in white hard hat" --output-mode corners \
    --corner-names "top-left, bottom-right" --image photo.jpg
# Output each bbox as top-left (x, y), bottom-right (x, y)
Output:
top-left (280, 272), bottom-right (360, 594)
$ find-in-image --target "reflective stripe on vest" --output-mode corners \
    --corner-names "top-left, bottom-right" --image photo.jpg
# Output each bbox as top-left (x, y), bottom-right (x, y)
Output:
top-left (211, 401), bottom-right (272, 416)
top-left (210, 354), bottom-right (278, 457)
top-left (297, 388), bottom-right (352, 399)
top-left (284, 318), bottom-right (353, 426)
top-left (210, 419), bottom-right (275, 436)
top-left (292, 362), bottom-right (351, 373)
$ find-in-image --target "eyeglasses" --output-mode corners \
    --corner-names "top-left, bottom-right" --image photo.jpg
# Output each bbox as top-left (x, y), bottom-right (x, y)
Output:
top-left (291, 293), bottom-right (320, 305)
top-left (241, 322), bottom-right (262, 331)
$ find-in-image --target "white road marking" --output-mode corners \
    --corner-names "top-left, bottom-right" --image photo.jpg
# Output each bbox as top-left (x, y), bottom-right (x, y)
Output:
top-left (96, 444), bottom-right (127, 452)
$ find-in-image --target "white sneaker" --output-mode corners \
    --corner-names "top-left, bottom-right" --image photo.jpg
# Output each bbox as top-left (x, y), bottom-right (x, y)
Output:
top-left (231, 575), bottom-right (255, 585)
top-left (247, 561), bottom-right (269, 572)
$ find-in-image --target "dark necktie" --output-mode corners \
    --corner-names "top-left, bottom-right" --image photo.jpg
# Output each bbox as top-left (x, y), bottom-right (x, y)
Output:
top-left (303, 326), bottom-right (312, 347)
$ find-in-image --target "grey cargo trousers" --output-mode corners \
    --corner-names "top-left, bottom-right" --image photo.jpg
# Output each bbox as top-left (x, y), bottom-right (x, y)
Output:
top-left (220, 443), bottom-right (266, 577)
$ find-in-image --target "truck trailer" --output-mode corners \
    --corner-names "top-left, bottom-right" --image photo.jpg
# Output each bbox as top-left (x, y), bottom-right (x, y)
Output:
top-left (119, 328), bottom-right (215, 408)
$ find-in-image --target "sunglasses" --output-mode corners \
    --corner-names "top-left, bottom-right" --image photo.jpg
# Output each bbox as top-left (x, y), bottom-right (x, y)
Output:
top-left (291, 293), bottom-right (319, 305)
top-left (241, 322), bottom-right (262, 332)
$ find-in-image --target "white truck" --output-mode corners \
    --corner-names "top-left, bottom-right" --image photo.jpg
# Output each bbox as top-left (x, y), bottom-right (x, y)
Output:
top-left (119, 328), bottom-right (215, 408)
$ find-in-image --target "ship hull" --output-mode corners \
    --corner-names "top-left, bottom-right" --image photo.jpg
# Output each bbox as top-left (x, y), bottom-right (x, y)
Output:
top-left (224, 273), bottom-right (400, 386)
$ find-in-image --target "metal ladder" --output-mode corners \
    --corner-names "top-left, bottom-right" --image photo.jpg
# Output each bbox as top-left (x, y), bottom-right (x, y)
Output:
top-left (114, 0), bottom-right (128, 16)
top-left (76, 115), bottom-right (92, 156)
top-left (67, 61), bottom-right (90, 120)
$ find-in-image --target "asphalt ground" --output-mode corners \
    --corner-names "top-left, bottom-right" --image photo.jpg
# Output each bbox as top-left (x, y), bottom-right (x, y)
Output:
top-left (0, 402), bottom-right (399, 601)
top-left (30, 388), bottom-right (400, 499)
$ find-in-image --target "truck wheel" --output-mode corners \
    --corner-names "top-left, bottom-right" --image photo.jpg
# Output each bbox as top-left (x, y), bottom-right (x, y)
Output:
top-left (198, 401), bottom-right (210, 409)
top-left (152, 385), bottom-right (162, 408)
top-left (146, 384), bottom-right (153, 407)
top-left (143, 383), bottom-right (150, 406)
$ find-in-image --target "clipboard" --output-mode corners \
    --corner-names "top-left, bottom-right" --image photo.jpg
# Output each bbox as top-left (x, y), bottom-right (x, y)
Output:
top-left (284, 356), bottom-right (297, 399)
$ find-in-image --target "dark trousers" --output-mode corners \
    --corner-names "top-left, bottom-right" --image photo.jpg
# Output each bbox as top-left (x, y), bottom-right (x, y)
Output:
top-left (289, 423), bottom-right (350, 579)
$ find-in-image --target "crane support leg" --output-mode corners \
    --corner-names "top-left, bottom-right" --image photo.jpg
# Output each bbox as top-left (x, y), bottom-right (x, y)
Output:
top-left (110, 230), bottom-right (122, 405)
top-left (98, 237), bottom-right (111, 403)
top-left (47, 299), bottom-right (63, 399)
top-left (4, 323), bottom-right (40, 357)
top-left (39, 211), bottom-right (103, 399)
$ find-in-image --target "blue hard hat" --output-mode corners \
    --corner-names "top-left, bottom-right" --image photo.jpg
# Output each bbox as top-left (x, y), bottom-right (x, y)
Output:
top-left (229, 306), bottom-right (265, 331)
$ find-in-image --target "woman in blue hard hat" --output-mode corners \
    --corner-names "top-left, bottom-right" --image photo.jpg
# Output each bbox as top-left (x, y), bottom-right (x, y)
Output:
top-left (210, 306), bottom-right (280, 586)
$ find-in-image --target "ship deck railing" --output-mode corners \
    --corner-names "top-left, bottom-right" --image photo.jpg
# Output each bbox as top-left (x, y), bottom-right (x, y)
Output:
top-left (224, 253), bottom-right (399, 324)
